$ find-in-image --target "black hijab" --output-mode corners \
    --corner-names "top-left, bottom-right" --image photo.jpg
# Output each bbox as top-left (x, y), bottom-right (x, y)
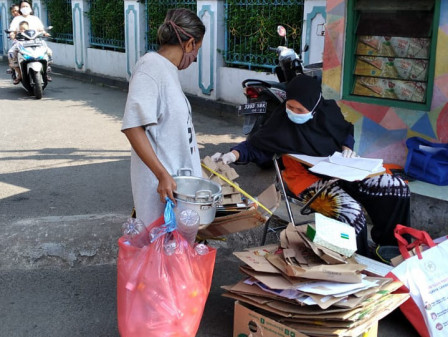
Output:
top-left (249, 75), bottom-right (354, 157)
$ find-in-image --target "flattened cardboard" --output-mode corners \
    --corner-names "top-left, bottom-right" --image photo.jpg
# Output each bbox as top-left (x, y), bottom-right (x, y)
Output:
top-left (197, 184), bottom-right (279, 239)
top-left (233, 244), bottom-right (280, 274)
top-left (239, 265), bottom-right (310, 290)
top-left (266, 253), bottom-right (365, 284)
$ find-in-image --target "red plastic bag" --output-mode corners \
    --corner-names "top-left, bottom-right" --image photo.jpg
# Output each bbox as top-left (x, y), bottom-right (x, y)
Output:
top-left (386, 225), bottom-right (448, 337)
top-left (117, 214), bottom-right (216, 337)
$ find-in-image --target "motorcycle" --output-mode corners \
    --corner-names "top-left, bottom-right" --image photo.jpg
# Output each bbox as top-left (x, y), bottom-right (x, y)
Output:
top-left (5, 27), bottom-right (52, 99)
top-left (238, 25), bottom-right (322, 139)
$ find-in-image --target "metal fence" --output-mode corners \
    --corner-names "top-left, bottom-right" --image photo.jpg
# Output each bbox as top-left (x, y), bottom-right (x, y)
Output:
top-left (45, 0), bottom-right (73, 44)
top-left (224, 0), bottom-right (304, 71)
top-left (88, 0), bottom-right (125, 51)
top-left (145, 0), bottom-right (196, 51)
top-left (0, 16), bottom-right (3, 53)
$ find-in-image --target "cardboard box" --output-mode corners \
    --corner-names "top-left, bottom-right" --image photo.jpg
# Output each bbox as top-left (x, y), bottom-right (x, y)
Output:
top-left (233, 301), bottom-right (308, 337)
top-left (233, 301), bottom-right (379, 337)
top-left (198, 184), bottom-right (280, 239)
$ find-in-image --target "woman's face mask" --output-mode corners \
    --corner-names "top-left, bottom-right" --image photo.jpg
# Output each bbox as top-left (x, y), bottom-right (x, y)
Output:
top-left (178, 42), bottom-right (198, 70)
top-left (286, 108), bottom-right (313, 124)
top-left (20, 6), bottom-right (32, 16)
top-left (285, 93), bottom-right (322, 124)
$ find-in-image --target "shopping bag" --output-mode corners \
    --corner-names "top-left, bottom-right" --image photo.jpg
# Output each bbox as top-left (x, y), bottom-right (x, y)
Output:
top-left (386, 225), bottom-right (448, 337)
top-left (117, 200), bottom-right (217, 337)
top-left (404, 137), bottom-right (448, 186)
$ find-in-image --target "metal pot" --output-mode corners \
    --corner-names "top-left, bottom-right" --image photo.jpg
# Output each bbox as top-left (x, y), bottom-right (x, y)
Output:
top-left (173, 170), bottom-right (222, 226)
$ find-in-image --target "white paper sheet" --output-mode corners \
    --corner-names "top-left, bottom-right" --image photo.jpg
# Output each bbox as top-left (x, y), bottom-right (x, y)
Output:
top-left (289, 152), bottom-right (385, 181)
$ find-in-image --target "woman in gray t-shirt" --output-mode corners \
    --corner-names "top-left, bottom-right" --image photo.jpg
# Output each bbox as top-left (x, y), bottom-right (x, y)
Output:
top-left (121, 9), bottom-right (205, 226)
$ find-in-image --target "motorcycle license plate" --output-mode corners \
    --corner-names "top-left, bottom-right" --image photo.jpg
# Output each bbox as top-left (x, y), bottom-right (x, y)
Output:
top-left (238, 101), bottom-right (267, 115)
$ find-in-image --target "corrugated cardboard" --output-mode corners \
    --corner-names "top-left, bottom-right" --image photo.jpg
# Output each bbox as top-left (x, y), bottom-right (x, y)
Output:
top-left (198, 184), bottom-right (280, 239)
top-left (233, 301), bottom-right (309, 337)
top-left (233, 301), bottom-right (381, 337)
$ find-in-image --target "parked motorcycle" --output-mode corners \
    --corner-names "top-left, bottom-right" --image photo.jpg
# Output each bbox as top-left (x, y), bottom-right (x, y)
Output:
top-left (238, 25), bottom-right (322, 138)
top-left (5, 28), bottom-right (52, 99)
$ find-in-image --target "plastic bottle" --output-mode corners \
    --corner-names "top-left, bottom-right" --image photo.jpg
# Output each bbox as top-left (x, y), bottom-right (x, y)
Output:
top-left (194, 243), bottom-right (209, 255)
top-left (121, 218), bottom-right (149, 248)
top-left (163, 234), bottom-right (177, 256)
top-left (176, 209), bottom-right (200, 246)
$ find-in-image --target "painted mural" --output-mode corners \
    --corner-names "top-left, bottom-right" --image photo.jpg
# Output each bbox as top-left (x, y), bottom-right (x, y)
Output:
top-left (322, 0), bottom-right (448, 166)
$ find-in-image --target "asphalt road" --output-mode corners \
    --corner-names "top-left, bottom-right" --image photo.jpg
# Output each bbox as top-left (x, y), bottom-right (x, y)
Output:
top-left (0, 61), bottom-right (419, 337)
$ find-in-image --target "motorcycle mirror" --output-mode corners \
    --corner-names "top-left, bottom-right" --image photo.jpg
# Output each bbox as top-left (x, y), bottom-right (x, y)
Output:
top-left (277, 25), bottom-right (286, 37)
top-left (303, 44), bottom-right (309, 52)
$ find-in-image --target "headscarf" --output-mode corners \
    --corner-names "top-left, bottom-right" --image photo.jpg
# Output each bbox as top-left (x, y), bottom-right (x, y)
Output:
top-left (249, 75), bottom-right (354, 157)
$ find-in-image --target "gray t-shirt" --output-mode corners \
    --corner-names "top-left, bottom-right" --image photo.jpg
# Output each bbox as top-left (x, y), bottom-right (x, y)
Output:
top-left (122, 52), bottom-right (201, 226)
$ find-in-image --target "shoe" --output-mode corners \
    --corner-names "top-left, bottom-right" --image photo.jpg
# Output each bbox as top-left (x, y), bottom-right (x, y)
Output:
top-left (13, 78), bottom-right (21, 85)
top-left (46, 74), bottom-right (52, 82)
top-left (6, 68), bottom-right (13, 74)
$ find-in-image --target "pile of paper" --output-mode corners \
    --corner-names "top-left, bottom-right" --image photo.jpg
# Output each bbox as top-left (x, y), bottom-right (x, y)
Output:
top-left (222, 223), bottom-right (410, 336)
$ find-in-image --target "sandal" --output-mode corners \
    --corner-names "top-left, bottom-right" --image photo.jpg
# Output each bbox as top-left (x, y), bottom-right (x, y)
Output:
top-left (13, 77), bottom-right (21, 85)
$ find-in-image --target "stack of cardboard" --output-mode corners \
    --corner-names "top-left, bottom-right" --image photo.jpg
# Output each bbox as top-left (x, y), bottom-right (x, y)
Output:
top-left (223, 221), bottom-right (410, 336)
top-left (198, 157), bottom-right (280, 239)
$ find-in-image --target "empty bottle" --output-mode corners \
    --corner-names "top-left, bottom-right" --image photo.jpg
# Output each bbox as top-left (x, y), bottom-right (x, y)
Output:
top-left (163, 233), bottom-right (178, 256)
top-left (194, 243), bottom-right (209, 255)
top-left (121, 218), bottom-right (149, 248)
top-left (176, 209), bottom-right (200, 246)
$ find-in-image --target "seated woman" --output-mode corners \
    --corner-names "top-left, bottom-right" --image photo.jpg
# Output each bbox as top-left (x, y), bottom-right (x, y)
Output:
top-left (213, 75), bottom-right (410, 256)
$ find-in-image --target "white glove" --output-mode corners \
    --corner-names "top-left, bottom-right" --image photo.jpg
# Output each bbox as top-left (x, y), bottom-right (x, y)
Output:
top-left (211, 152), bottom-right (222, 162)
top-left (342, 148), bottom-right (358, 158)
top-left (221, 152), bottom-right (237, 164)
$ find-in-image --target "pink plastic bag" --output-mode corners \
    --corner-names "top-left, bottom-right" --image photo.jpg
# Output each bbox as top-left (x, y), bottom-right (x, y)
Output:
top-left (117, 214), bottom-right (216, 337)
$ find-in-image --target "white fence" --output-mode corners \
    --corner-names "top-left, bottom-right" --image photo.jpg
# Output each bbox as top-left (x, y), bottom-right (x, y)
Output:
top-left (0, 0), bottom-right (326, 105)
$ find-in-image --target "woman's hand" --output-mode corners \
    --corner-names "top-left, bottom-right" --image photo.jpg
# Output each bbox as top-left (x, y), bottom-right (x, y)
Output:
top-left (211, 150), bottom-right (239, 164)
top-left (157, 173), bottom-right (177, 204)
top-left (341, 146), bottom-right (358, 158)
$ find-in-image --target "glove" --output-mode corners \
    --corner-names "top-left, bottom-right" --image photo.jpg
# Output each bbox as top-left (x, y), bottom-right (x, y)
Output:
top-left (342, 148), bottom-right (358, 158)
top-left (211, 152), bottom-right (223, 162)
top-left (221, 152), bottom-right (237, 164)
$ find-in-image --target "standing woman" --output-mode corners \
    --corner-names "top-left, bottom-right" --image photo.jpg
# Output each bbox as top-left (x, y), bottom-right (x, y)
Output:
top-left (121, 8), bottom-right (205, 226)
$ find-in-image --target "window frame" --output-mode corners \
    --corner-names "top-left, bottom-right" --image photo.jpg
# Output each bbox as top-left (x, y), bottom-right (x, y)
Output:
top-left (342, 0), bottom-right (441, 111)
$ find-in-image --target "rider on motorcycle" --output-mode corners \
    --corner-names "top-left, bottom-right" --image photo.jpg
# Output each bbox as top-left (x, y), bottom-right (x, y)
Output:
top-left (7, 1), bottom-right (52, 83)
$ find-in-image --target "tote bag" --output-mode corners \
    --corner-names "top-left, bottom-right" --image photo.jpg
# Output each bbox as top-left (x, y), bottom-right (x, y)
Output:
top-left (404, 137), bottom-right (448, 186)
top-left (386, 225), bottom-right (448, 337)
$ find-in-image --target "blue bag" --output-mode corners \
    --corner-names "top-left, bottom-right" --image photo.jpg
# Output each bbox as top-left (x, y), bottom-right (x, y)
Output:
top-left (404, 137), bottom-right (448, 186)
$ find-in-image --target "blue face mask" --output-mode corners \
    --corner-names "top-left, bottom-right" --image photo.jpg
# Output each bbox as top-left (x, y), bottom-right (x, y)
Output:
top-left (286, 108), bottom-right (313, 124)
top-left (285, 93), bottom-right (322, 125)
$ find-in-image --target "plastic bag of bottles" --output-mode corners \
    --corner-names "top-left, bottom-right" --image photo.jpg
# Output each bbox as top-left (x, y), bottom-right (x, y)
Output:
top-left (117, 199), bottom-right (216, 337)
